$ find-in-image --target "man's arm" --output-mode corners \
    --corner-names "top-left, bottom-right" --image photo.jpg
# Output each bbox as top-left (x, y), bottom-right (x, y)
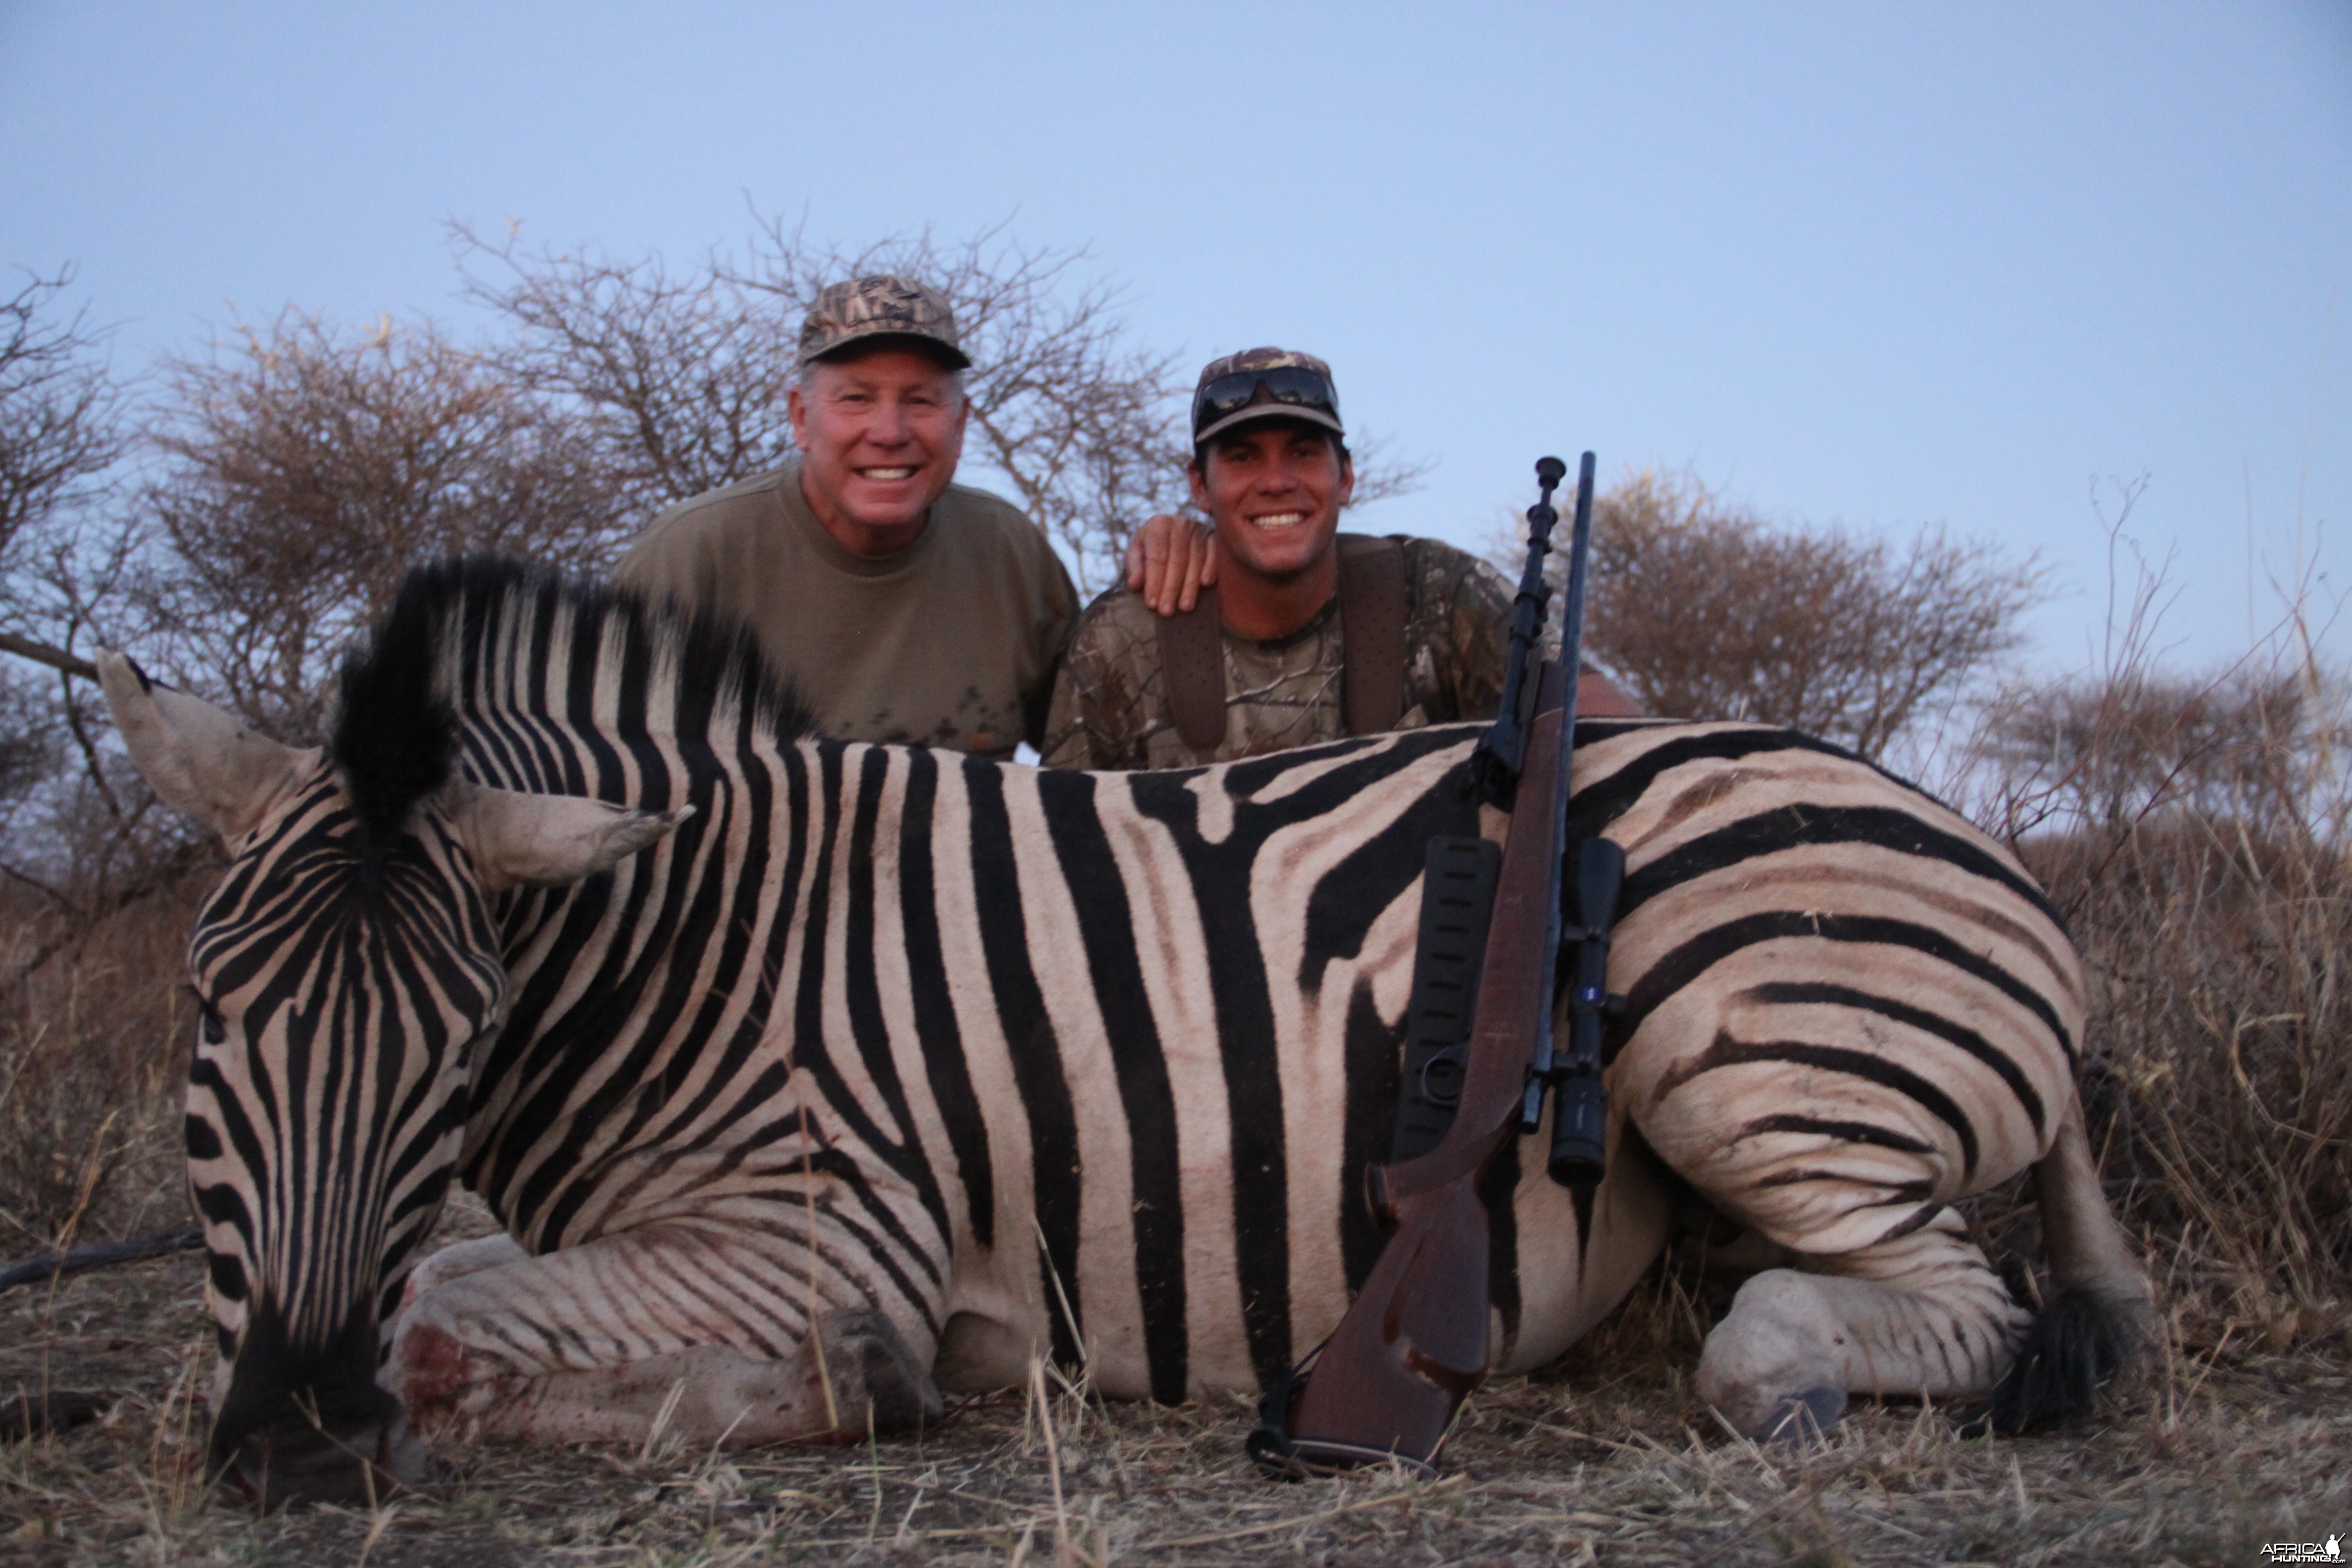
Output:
top-left (1037, 599), bottom-right (1155, 770)
top-left (1575, 668), bottom-right (1643, 718)
top-left (1037, 665), bottom-right (1096, 769)
top-left (1022, 545), bottom-right (1084, 753)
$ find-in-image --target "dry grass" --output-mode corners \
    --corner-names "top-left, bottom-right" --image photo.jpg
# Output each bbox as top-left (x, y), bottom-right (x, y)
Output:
top-left (5, 574), bottom-right (2350, 1560)
top-left (3, 1226), bottom-right (2345, 1566)
top-left (0, 886), bottom-right (197, 1255)
top-left (1941, 596), bottom-right (2352, 1365)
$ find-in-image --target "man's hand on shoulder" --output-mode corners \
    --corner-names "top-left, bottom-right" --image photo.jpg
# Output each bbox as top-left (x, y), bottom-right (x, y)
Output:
top-left (1124, 514), bottom-right (1218, 617)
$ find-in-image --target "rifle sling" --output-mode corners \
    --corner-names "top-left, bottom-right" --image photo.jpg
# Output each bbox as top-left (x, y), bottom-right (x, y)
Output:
top-left (1156, 534), bottom-right (1408, 754)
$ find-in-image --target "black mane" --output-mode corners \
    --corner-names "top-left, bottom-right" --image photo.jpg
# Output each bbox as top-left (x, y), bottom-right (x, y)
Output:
top-left (330, 556), bottom-right (814, 849)
top-left (331, 583), bottom-right (456, 856)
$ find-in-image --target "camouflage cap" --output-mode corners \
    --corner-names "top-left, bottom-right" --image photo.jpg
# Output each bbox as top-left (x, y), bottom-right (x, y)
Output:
top-left (1191, 346), bottom-right (1343, 444)
top-left (797, 275), bottom-right (972, 370)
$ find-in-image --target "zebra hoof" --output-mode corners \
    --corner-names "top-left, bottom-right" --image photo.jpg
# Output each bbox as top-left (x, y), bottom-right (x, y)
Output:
top-left (1756, 1386), bottom-right (1847, 1442)
top-left (817, 1310), bottom-right (944, 1433)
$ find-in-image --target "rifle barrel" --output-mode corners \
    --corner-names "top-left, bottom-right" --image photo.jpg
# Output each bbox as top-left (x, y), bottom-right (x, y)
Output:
top-left (1519, 452), bottom-right (1598, 1133)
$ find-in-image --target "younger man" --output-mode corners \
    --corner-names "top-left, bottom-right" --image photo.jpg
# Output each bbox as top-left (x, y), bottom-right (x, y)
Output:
top-left (1041, 348), bottom-right (1636, 770)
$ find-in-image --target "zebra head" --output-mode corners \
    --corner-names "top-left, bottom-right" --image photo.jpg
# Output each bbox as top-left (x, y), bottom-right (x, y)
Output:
top-left (98, 649), bottom-right (684, 1506)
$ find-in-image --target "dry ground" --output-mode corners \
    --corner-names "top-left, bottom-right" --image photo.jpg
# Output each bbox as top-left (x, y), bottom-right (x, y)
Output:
top-left (4, 1196), bottom-right (2345, 1568)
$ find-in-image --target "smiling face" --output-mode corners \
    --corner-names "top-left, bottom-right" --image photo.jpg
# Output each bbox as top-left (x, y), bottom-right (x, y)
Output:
top-left (1188, 420), bottom-right (1356, 586)
top-left (787, 346), bottom-right (971, 557)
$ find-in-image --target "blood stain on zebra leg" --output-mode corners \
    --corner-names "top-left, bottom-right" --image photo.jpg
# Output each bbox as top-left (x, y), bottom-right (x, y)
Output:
top-left (391, 1320), bottom-right (487, 1429)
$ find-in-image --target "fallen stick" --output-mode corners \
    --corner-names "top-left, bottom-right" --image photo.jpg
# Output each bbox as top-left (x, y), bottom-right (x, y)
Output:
top-left (1, 1390), bottom-right (107, 1440)
top-left (0, 1226), bottom-right (202, 1294)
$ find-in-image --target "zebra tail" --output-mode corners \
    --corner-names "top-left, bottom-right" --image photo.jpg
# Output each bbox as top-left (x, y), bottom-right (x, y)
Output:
top-left (1973, 1093), bottom-right (2154, 1434)
top-left (1976, 1282), bottom-right (2143, 1433)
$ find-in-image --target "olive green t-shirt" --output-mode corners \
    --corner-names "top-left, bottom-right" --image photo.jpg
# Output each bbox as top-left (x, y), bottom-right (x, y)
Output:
top-left (615, 464), bottom-right (1078, 759)
top-left (1040, 536), bottom-right (1522, 771)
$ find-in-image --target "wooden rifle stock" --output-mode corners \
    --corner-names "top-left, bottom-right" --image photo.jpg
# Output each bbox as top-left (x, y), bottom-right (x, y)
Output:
top-left (1250, 662), bottom-right (1572, 1476)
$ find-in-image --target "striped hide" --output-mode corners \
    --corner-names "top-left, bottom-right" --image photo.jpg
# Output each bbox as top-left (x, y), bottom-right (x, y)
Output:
top-left (98, 558), bottom-right (2146, 1505)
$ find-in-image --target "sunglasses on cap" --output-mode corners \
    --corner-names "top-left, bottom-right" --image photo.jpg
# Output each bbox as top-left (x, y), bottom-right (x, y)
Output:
top-left (1191, 367), bottom-right (1341, 436)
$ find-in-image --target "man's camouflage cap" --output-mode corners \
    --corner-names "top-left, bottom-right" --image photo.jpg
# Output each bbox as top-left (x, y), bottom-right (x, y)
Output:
top-left (1191, 346), bottom-right (1343, 444)
top-left (798, 275), bottom-right (972, 370)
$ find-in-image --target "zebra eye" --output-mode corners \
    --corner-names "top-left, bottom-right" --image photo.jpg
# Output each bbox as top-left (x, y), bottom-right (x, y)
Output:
top-left (187, 985), bottom-right (227, 1045)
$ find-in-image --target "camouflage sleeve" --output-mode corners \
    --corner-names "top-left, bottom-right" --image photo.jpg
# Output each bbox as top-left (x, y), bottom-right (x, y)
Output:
top-left (1022, 550), bottom-right (1083, 751)
top-left (1437, 549), bottom-right (1520, 723)
top-left (1039, 592), bottom-right (1156, 770)
top-left (1038, 654), bottom-right (1096, 768)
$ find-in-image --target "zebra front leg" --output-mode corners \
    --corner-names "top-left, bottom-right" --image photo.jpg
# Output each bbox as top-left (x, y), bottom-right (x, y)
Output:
top-left (1695, 1209), bottom-right (2030, 1439)
top-left (384, 1221), bottom-right (943, 1451)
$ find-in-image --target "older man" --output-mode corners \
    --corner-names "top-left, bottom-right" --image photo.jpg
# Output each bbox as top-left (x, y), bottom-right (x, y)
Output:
top-left (1042, 347), bottom-right (1639, 770)
top-left (617, 275), bottom-right (1208, 760)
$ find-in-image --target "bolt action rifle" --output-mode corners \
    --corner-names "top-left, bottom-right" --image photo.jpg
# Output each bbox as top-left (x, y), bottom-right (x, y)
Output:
top-left (1249, 453), bottom-right (1625, 1477)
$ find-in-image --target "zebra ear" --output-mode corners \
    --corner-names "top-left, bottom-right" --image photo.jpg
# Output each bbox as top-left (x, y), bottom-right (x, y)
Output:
top-left (444, 780), bottom-right (691, 893)
top-left (97, 649), bottom-right (320, 845)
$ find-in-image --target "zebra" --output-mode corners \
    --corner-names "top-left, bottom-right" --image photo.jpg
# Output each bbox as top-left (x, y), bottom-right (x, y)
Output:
top-left (97, 558), bottom-right (2147, 1505)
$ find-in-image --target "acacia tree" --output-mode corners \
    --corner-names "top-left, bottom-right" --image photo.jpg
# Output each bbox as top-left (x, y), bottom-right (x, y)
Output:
top-left (141, 311), bottom-right (630, 741)
top-left (1565, 469), bottom-right (2046, 760)
top-left (0, 273), bottom-right (127, 574)
top-left (1981, 670), bottom-right (2337, 835)
top-left (0, 273), bottom-right (146, 877)
top-left (0, 273), bottom-right (115, 812)
top-left (0, 272), bottom-right (214, 1002)
top-left (451, 223), bottom-right (803, 514)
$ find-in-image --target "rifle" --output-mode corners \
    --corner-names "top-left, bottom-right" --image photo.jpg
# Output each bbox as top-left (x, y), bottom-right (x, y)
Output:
top-left (1250, 453), bottom-right (1620, 1476)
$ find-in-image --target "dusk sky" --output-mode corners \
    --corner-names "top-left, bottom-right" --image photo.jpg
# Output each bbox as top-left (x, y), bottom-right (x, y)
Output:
top-left (4, 1), bottom-right (2347, 678)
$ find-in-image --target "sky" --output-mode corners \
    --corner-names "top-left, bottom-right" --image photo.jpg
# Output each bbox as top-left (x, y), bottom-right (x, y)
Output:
top-left (4, 0), bottom-right (2348, 678)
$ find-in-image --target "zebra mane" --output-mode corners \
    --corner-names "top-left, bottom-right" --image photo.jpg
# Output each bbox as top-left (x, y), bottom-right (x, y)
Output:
top-left (331, 556), bottom-right (814, 847)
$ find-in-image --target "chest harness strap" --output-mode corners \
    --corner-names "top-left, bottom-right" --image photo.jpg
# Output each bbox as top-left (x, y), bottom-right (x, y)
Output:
top-left (1156, 533), bottom-right (1409, 754)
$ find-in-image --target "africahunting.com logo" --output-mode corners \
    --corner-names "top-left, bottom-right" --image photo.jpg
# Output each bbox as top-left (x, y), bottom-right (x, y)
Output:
top-left (2260, 1535), bottom-right (2342, 1563)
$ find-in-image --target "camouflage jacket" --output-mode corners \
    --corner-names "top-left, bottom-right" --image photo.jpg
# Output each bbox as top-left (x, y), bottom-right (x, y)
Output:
top-left (1041, 536), bottom-right (1524, 770)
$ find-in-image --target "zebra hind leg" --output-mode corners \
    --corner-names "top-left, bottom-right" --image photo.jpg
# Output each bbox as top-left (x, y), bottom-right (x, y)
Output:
top-left (1695, 1211), bottom-right (2033, 1441)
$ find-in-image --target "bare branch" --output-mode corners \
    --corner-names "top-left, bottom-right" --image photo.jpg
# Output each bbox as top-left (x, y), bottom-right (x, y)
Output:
top-left (452, 222), bottom-right (802, 508)
top-left (0, 630), bottom-right (95, 680)
top-left (0, 269), bottom-right (130, 576)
